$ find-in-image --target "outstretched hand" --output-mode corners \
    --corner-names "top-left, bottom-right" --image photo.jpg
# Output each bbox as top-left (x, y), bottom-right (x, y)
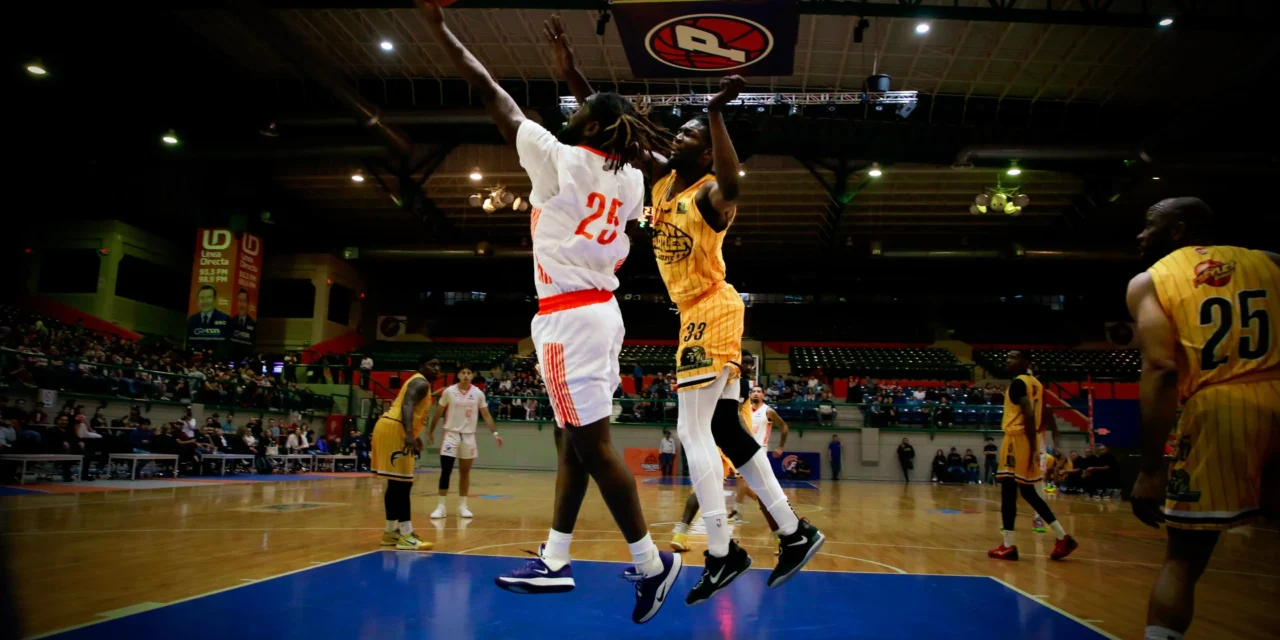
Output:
top-left (415, 0), bottom-right (444, 25)
top-left (708, 75), bottom-right (746, 112)
top-left (543, 15), bottom-right (575, 72)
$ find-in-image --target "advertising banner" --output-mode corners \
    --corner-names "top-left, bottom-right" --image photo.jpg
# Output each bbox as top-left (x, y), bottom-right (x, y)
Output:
top-left (769, 451), bottom-right (819, 480)
top-left (613, 0), bottom-right (799, 78)
top-left (188, 229), bottom-right (262, 346)
top-left (625, 447), bottom-right (666, 476)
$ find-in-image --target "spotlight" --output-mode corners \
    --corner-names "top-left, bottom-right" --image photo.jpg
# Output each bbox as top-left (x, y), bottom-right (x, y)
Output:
top-left (26, 61), bottom-right (47, 76)
top-left (161, 130), bottom-right (179, 146)
top-left (513, 197), bottom-right (523, 211)
top-left (738, 169), bottom-right (746, 177)
top-left (672, 105), bottom-right (682, 119)
top-left (1013, 194), bottom-right (1030, 207)
top-left (1006, 161), bottom-right (1022, 176)
top-left (788, 103), bottom-right (799, 116)
top-left (351, 171), bottom-right (365, 183)
top-left (469, 194), bottom-right (482, 207)
top-left (756, 105), bottom-right (765, 113)
top-left (482, 198), bottom-right (495, 213)
top-left (469, 168), bottom-right (483, 181)
top-left (915, 23), bottom-right (930, 34)
top-left (896, 101), bottom-right (917, 119)
top-left (868, 162), bottom-right (882, 178)
top-left (1158, 17), bottom-right (1173, 27)
top-left (380, 40), bottom-right (394, 51)
top-left (1152, 176), bottom-right (1161, 180)
top-left (501, 190), bottom-right (515, 205)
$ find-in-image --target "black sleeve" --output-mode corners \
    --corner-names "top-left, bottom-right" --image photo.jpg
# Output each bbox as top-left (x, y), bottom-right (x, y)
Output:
top-left (1007, 378), bottom-right (1027, 403)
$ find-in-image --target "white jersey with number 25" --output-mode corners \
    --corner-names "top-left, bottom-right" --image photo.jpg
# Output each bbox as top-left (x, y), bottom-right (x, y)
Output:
top-left (516, 120), bottom-right (645, 298)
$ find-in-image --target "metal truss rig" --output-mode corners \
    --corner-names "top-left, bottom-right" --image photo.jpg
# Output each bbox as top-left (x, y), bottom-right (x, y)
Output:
top-left (558, 91), bottom-right (920, 110)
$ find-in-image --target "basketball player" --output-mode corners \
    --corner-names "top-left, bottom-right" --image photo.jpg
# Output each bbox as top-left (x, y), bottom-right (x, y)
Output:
top-left (988, 350), bottom-right (1078, 561)
top-left (421, 2), bottom-right (681, 624)
top-left (426, 364), bottom-right (503, 519)
top-left (371, 356), bottom-right (440, 551)
top-left (1126, 198), bottom-right (1279, 640)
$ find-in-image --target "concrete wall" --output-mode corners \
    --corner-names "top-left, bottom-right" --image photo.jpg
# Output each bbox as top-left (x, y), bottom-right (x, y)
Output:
top-left (20, 220), bottom-right (188, 339)
top-left (256, 254), bottom-right (365, 352)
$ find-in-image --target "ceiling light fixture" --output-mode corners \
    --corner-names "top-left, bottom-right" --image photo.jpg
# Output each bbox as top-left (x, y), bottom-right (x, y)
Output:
top-left (1158, 17), bottom-right (1174, 27)
top-left (1006, 161), bottom-right (1022, 176)
top-left (469, 168), bottom-right (483, 181)
top-left (915, 23), bottom-right (930, 34)
top-left (868, 162), bottom-right (883, 177)
top-left (351, 170), bottom-right (365, 183)
top-left (738, 169), bottom-right (746, 177)
top-left (1152, 176), bottom-right (1161, 180)
top-left (161, 130), bottom-right (179, 146)
top-left (380, 40), bottom-right (394, 51)
top-left (26, 61), bottom-right (47, 76)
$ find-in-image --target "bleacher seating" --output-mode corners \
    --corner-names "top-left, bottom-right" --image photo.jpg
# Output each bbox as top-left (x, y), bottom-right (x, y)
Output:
top-left (620, 345), bottom-right (677, 371)
top-left (972, 349), bottom-right (1140, 381)
top-left (790, 347), bottom-right (969, 380)
top-left (365, 343), bottom-right (517, 371)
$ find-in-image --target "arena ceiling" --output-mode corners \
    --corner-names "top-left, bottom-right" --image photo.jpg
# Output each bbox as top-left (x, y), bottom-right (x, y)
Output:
top-left (11, 0), bottom-right (1278, 269)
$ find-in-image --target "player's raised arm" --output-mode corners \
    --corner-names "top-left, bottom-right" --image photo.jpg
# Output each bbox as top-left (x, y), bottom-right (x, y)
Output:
top-left (544, 15), bottom-right (592, 103)
top-left (1127, 271), bottom-right (1181, 527)
top-left (697, 76), bottom-right (746, 232)
top-left (419, 0), bottom-right (525, 144)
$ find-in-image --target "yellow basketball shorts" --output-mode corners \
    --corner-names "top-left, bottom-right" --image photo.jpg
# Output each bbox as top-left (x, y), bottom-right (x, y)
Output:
top-left (996, 432), bottom-right (1042, 484)
top-left (1164, 379), bottom-right (1280, 531)
top-left (675, 282), bottom-right (745, 391)
top-left (371, 417), bottom-right (419, 483)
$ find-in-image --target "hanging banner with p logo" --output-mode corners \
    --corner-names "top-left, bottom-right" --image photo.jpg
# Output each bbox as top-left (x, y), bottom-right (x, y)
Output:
top-left (188, 229), bottom-right (263, 346)
top-left (613, 0), bottom-right (799, 78)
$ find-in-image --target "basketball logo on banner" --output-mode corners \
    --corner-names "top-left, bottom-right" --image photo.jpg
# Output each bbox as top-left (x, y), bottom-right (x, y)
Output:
top-left (614, 0), bottom-right (798, 78)
top-left (645, 14), bottom-right (773, 72)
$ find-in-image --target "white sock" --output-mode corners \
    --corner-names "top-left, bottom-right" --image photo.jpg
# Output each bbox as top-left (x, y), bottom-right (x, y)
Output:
top-left (399, 521), bottom-right (414, 536)
top-left (703, 510), bottom-right (730, 557)
top-left (1145, 626), bottom-right (1183, 640)
top-left (437, 496), bottom-right (447, 508)
top-left (1049, 520), bottom-right (1066, 540)
top-left (1002, 530), bottom-right (1016, 548)
top-left (628, 533), bottom-right (663, 577)
top-left (544, 529), bottom-right (572, 568)
top-left (737, 449), bottom-right (800, 536)
top-left (673, 522), bottom-right (688, 534)
top-left (385, 520), bottom-right (397, 533)
top-left (459, 496), bottom-right (469, 509)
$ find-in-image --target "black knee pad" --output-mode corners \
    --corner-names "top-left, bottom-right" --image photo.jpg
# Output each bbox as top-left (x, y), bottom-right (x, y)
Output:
top-left (711, 399), bottom-right (761, 467)
top-left (438, 455), bottom-right (455, 490)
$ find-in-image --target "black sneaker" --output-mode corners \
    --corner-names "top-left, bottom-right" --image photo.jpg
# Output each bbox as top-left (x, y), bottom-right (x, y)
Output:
top-left (685, 540), bottom-right (752, 606)
top-left (768, 519), bottom-right (825, 588)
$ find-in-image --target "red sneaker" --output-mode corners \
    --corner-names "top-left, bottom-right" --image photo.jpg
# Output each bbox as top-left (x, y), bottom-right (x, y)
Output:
top-left (988, 544), bottom-right (1019, 561)
top-left (1050, 535), bottom-right (1078, 561)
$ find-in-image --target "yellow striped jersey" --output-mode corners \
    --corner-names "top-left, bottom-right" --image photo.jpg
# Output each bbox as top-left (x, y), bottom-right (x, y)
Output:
top-left (650, 172), bottom-right (733, 304)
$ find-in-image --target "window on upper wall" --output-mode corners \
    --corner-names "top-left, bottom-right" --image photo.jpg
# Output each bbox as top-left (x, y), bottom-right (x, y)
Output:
top-left (115, 256), bottom-right (187, 311)
top-left (259, 279), bottom-right (315, 318)
top-left (37, 249), bottom-right (101, 294)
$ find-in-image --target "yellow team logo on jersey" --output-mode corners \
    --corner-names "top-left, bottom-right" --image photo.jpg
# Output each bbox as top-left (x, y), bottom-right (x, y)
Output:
top-left (652, 221), bottom-right (693, 264)
top-left (1194, 260), bottom-right (1235, 287)
top-left (678, 345), bottom-right (713, 372)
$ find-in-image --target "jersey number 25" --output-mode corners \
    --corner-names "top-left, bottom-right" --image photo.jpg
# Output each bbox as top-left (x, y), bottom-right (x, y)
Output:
top-left (575, 192), bottom-right (622, 245)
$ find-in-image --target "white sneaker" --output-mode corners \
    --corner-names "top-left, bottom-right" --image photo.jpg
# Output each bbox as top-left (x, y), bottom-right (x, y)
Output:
top-left (430, 504), bottom-right (447, 519)
top-left (458, 506), bottom-right (474, 519)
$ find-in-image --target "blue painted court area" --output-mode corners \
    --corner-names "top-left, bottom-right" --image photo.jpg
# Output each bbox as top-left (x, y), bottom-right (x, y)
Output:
top-left (46, 552), bottom-right (1107, 640)
top-left (0, 486), bottom-right (44, 497)
top-left (644, 476), bottom-right (818, 490)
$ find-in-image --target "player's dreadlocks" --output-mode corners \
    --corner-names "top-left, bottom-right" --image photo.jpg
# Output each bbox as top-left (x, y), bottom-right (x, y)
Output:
top-left (589, 92), bottom-right (672, 173)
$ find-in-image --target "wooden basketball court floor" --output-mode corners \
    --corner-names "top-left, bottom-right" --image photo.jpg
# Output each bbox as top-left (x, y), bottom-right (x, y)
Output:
top-left (2, 470), bottom-right (1277, 639)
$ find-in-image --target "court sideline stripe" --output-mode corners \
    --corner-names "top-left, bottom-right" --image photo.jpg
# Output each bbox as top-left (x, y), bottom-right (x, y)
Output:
top-left (987, 576), bottom-right (1119, 639)
top-left (26, 550), bottom-right (380, 640)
